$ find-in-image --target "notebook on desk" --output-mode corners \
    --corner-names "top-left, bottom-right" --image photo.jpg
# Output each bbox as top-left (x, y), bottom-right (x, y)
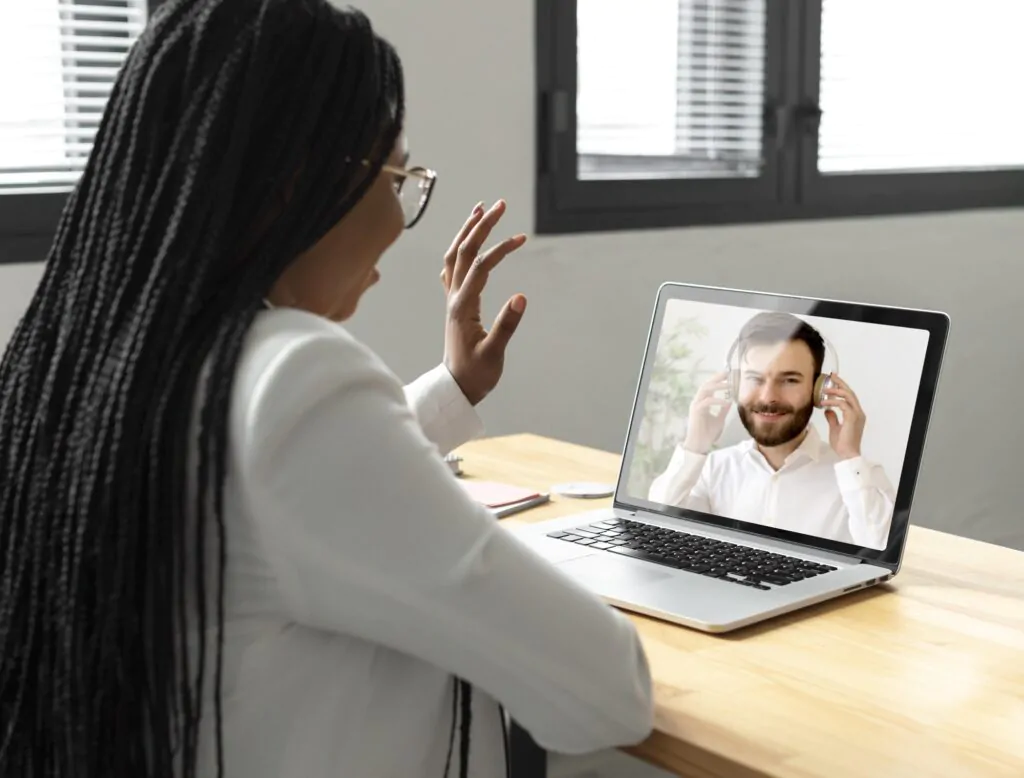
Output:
top-left (511, 282), bottom-right (949, 633)
top-left (459, 480), bottom-right (550, 518)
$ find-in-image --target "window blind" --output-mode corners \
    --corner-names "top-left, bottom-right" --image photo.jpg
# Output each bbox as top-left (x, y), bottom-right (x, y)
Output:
top-left (818, 0), bottom-right (1024, 175)
top-left (0, 0), bottom-right (147, 195)
top-left (674, 0), bottom-right (765, 173)
top-left (576, 0), bottom-right (766, 180)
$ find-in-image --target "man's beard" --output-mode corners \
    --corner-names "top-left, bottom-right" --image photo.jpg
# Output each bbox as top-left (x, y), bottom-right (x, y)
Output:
top-left (738, 400), bottom-right (814, 447)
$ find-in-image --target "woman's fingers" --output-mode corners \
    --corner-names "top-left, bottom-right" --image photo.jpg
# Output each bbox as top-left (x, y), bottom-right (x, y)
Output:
top-left (443, 202), bottom-right (485, 291)
top-left (455, 233), bottom-right (528, 302)
top-left (451, 200), bottom-right (507, 290)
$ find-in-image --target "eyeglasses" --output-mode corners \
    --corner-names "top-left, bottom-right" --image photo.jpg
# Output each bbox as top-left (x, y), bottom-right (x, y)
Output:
top-left (381, 164), bottom-right (437, 229)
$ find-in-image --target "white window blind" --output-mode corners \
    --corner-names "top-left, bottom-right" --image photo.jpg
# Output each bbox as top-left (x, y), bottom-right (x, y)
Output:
top-left (576, 0), bottom-right (766, 181)
top-left (819, 0), bottom-right (1024, 175)
top-left (0, 0), bottom-right (147, 195)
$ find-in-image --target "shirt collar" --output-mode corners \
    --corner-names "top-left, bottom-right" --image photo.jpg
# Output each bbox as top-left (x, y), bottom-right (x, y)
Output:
top-left (743, 424), bottom-right (826, 466)
top-left (791, 425), bottom-right (825, 463)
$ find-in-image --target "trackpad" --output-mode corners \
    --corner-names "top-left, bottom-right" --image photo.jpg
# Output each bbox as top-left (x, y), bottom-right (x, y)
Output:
top-left (556, 554), bottom-right (672, 593)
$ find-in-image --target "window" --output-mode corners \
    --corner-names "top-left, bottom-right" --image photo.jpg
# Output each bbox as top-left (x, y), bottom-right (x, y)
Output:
top-left (536, 0), bottom-right (1024, 234)
top-left (576, 0), bottom-right (766, 182)
top-left (0, 0), bottom-right (150, 246)
top-left (816, 0), bottom-right (1024, 175)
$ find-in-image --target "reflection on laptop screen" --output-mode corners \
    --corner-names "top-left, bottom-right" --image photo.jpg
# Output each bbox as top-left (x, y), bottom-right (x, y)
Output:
top-left (622, 299), bottom-right (931, 551)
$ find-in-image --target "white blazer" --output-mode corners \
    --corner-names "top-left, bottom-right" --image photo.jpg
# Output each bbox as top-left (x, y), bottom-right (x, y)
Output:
top-left (193, 307), bottom-right (653, 777)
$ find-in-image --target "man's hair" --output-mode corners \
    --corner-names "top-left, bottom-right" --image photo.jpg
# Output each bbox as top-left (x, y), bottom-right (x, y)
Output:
top-left (0, 3), bottom-right (475, 778)
top-left (736, 312), bottom-right (826, 377)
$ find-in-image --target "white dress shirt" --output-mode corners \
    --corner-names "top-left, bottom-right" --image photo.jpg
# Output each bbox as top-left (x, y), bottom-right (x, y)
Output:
top-left (647, 427), bottom-right (896, 549)
top-left (193, 308), bottom-right (653, 778)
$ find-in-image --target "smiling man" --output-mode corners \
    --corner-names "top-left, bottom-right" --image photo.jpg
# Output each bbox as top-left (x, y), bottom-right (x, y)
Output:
top-left (647, 312), bottom-right (896, 550)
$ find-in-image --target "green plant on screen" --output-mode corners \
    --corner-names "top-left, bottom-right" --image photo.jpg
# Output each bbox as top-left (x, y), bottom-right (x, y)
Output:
top-left (627, 316), bottom-right (708, 497)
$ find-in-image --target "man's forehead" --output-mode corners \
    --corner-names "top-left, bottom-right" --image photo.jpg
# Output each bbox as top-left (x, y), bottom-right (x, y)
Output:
top-left (741, 341), bottom-right (813, 372)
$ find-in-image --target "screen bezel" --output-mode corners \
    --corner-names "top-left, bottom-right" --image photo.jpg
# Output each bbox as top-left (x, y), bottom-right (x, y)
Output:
top-left (614, 282), bottom-right (950, 571)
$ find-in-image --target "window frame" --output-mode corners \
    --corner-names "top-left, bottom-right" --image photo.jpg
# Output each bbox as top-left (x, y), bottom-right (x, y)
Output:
top-left (536, 0), bottom-right (1024, 235)
top-left (0, 0), bottom-right (163, 265)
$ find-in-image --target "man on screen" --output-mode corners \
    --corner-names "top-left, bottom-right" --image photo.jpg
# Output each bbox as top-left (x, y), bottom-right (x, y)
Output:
top-left (648, 312), bottom-right (896, 549)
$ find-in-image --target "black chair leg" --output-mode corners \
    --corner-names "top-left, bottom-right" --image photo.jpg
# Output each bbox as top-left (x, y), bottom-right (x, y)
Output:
top-left (509, 721), bottom-right (547, 778)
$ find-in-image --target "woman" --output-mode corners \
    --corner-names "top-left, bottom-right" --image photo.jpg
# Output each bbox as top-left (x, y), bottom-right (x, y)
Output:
top-left (0, 1), bottom-right (653, 777)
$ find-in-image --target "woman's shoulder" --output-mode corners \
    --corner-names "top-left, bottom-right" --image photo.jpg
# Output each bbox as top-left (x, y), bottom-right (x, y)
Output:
top-left (230, 308), bottom-right (404, 449)
top-left (244, 306), bottom-right (365, 356)
top-left (240, 307), bottom-right (392, 377)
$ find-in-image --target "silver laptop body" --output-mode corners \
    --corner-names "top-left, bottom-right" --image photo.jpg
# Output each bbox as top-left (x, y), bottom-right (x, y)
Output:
top-left (513, 283), bottom-right (949, 633)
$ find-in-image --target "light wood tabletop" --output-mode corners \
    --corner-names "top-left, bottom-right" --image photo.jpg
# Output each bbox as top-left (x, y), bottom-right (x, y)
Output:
top-left (455, 433), bottom-right (1024, 778)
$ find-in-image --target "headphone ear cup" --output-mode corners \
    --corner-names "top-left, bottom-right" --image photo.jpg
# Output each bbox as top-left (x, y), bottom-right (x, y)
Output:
top-left (813, 374), bottom-right (826, 408)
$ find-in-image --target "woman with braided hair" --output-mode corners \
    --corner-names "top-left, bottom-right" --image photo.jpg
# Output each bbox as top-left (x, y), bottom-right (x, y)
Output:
top-left (0, 1), bottom-right (653, 776)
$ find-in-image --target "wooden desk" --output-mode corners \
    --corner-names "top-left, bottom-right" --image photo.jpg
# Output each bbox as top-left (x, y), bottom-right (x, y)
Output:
top-left (455, 434), bottom-right (1024, 778)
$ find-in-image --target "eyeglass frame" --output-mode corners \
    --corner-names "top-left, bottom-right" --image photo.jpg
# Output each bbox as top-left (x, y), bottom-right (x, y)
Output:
top-left (379, 163), bottom-right (437, 229)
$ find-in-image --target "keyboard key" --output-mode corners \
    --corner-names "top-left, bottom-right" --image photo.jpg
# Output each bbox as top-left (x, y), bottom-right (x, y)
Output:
top-left (608, 546), bottom-right (651, 561)
top-left (575, 538), bottom-right (596, 546)
top-left (546, 531), bottom-right (568, 539)
top-left (592, 542), bottom-right (613, 550)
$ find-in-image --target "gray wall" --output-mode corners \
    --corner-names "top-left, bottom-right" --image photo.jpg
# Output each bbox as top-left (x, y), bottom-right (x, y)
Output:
top-left (2, 0), bottom-right (1022, 550)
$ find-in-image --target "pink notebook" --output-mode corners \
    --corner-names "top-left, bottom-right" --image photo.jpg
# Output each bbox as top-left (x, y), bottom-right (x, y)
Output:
top-left (457, 480), bottom-right (551, 518)
top-left (458, 480), bottom-right (541, 508)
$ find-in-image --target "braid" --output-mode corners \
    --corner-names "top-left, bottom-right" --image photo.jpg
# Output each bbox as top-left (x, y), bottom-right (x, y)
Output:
top-left (0, 1), bottom-right (411, 776)
top-left (443, 680), bottom-right (459, 777)
top-left (458, 679), bottom-right (474, 778)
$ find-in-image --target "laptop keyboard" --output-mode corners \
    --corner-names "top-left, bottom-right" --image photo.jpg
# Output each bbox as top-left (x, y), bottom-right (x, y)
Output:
top-left (547, 518), bottom-right (836, 590)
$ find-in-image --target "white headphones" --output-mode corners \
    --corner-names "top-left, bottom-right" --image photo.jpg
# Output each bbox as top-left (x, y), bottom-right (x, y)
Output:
top-left (725, 322), bottom-right (839, 408)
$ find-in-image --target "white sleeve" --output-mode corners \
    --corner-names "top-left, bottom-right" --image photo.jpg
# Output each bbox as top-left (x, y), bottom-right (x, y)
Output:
top-left (238, 331), bottom-right (654, 755)
top-left (833, 457), bottom-right (897, 549)
top-left (403, 363), bottom-right (484, 455)
top-left (647, 445), bottom-right (713, 512)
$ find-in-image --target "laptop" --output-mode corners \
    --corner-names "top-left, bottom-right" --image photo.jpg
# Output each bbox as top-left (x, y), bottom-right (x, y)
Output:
top-left (512, 282), bottom-right (949, 632)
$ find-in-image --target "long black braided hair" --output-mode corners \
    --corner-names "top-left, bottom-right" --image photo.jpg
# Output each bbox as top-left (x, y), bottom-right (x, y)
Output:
top-left (0, 1), bottom-right (477, 776)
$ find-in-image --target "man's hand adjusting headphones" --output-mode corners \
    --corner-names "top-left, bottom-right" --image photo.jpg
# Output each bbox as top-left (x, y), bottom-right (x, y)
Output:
top-left (819, 373), bottom-right (867, 460)
top-left (682, 370), bottom-right (733, 455)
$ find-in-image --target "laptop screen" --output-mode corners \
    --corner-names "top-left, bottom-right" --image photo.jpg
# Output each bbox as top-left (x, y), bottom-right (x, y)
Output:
top-left (618, 288), bottom-right (944, 560)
